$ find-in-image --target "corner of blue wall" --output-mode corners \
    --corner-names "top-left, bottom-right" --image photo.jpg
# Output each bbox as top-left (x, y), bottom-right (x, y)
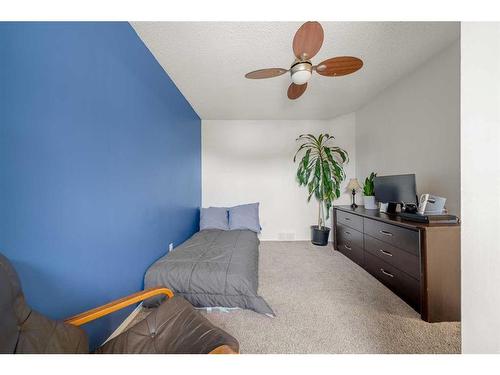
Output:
top-left (0, 22), bottom-right (201, 350)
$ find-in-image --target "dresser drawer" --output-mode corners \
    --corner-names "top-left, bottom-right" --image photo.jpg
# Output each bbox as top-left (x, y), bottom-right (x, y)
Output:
top-left (364, 234), bottom-right (420, 280)
top-left (338, 242), bottom-right (364, 266)
top-left (336, 223), bottom-right (363, 249)
top-left (336, 210), bottom-right (363, 232)
top-left (363, 218), bottom-right (419, 255)
top-left (364, 252), bottom-right (420, 311)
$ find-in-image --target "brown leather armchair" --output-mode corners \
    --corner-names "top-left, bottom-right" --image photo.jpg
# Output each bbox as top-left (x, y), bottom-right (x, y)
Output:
top-left (0, 252), bottom-right (239, 354)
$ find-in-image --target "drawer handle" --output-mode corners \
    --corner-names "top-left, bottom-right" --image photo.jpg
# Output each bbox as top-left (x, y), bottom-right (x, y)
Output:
top-left (344, 217), bottom-right (351, 221)
top-left (379, 230), bottom-right (393, 237)
top-left (380, 268), bottom-right (394, 278)
top-left (344, 244), bottom-right (352, 251)
top-left (379, 249), bottom-right (393, 257)
top-left (345, 231), bottom-right (351, 235)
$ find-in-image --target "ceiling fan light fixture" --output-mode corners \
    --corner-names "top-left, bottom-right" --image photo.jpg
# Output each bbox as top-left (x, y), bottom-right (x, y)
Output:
top-left (290, 62), bottom-right (312, 85)
top-left (244, 21), bottom-right (363, 99)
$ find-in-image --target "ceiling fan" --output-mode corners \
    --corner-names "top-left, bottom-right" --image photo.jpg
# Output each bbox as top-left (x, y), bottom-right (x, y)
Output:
top-left (244, 21), bottom-right (363, 100)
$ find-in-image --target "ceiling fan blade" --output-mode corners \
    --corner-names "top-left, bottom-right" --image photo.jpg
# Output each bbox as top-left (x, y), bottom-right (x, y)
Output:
top-left (314, 56), bottom-right (363, 77)
top-left (293, 21), bottom-right (324, 61)
top-left (245, 68), bottom-right (288, 79)
top-left (287, 83), bottom-right (308, 100)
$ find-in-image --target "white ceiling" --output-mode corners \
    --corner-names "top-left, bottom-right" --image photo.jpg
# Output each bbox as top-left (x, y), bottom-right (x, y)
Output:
top-left (131, 22), bottom-right (459, 120)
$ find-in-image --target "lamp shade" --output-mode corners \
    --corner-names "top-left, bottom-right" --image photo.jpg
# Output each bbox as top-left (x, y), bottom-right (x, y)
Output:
top-left (347, 178), bottom-right (362, 191)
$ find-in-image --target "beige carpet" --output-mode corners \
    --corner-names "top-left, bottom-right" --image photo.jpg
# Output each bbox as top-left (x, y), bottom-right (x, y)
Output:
top-left (136, 241), bottom-right (461, 353)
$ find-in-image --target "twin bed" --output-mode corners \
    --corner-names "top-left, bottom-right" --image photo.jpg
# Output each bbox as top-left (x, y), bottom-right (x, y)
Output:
top-left (144, 228), bottom-right (274, 316)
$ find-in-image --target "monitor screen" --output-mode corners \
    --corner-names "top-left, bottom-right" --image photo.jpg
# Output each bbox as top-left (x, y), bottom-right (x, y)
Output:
top-left (373, 174), bottom-right (417, 205)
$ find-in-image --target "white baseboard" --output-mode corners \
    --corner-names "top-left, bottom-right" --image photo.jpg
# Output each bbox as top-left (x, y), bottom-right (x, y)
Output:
top-left (101, 302), bottom-right (143, 345)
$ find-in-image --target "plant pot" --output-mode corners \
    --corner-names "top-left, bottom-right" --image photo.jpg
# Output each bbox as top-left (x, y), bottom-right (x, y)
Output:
top-left (311, 225), bottom-right (330, 246)
top-left (364, 195), bottom-right (377, 209)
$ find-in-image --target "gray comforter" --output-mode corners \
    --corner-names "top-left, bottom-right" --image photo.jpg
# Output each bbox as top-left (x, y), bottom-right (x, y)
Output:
top-left (143, 229), bottom-right (274, 316)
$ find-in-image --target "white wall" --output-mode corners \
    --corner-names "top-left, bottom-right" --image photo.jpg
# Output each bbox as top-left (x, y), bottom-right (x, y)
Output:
top-left (202, 42), bottom-right (461, 239)
top-left (202, 115), bottom-right (356, 240)
top-left (356, 41), bottom-right (461, 215)
top-left (461, 23), bottom-right (500, 354)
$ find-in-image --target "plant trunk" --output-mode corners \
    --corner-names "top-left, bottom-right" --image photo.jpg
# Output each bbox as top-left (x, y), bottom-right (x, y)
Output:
top-left (318, 202), bottom-right (322, 229)
top-left (318, 147), bottom-right (324, 230)
top-left (318, 201), bottom-right (326, 230)
top-left (321, 201), bottom-right (325, 230)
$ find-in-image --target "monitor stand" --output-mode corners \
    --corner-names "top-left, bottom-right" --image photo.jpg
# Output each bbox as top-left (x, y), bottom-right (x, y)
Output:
top-left (386, 202), bottom-right (399, 215)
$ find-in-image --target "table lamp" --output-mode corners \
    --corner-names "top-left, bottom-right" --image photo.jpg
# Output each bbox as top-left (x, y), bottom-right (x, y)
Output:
top-left (347, 178), bottom-right (362, 209)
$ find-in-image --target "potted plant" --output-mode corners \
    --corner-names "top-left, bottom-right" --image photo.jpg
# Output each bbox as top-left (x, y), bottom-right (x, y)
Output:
top-left (363, 172), bottom-right (378, 209)
top-left (294, 134), bottom-right (349, 246)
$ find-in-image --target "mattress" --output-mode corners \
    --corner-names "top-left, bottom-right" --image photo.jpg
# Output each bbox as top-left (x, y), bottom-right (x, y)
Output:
top-left (143, 229), bottom-right (274, 316)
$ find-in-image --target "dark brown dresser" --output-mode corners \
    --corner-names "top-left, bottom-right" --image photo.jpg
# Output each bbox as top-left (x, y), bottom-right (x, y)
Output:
top-left (332, 205), bottom-right (460, 322)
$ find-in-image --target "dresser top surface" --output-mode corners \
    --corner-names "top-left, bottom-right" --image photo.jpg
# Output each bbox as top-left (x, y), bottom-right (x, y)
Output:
top-left (334, 205), bottom-right (460, 230)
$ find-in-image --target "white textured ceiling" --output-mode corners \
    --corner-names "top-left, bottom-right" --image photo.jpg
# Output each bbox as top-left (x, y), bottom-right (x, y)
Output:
top-left (131, 22), bottom-right (459, 120)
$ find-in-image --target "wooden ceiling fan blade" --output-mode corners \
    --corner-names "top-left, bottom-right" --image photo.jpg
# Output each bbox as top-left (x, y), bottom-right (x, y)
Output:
top-left (287, 82), bottom-right (308, 100)
top-left (245, 68), bottom-right (288, 79)
top-left (314, 56), bottom-right (363, 77)
top-left (293, 21), bottom-right (324, 61)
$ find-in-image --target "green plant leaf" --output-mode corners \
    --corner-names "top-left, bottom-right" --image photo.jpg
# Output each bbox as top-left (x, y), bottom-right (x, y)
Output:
top-left (293, 143), bottom-right (313, 162)
top-left (296, 165), bottom-right (304, 185)
top-left (314, 158), bottom-right (321, 179)
top-left (322, 160), bottom-right (332, 196)
top-left (361, 171), bottom-right (377, 196)
top-left (324, 147), bottom-right (335, 165)
top-left (330, 147), bottom-right (348, 163)
top-left (302, 149), bottom-right (311, 170)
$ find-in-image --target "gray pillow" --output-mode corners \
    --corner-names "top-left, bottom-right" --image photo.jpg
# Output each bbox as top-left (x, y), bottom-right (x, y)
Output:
top-left (228, 203), bottom-right (261, 233)
top-left (200, 207), bottom-right (229, 231)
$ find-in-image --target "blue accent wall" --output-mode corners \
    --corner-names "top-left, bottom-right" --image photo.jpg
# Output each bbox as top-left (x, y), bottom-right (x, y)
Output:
top-left (0, 22), bottom-right (201, 349)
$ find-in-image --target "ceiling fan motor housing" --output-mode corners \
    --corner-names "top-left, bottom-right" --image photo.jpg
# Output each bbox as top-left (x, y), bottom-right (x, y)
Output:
top-left (290, 61), bottom-right (312, 85)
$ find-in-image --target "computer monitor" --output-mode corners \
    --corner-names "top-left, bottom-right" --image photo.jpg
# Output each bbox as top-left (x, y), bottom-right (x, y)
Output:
top-left (373, 174), bottom-right (418, 206)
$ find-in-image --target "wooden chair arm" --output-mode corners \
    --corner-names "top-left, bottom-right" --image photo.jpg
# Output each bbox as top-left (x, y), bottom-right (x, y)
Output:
top-left (64, 287), bottom-right (174, 326)
top-left (208, 345), bottom-right (239, 354)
